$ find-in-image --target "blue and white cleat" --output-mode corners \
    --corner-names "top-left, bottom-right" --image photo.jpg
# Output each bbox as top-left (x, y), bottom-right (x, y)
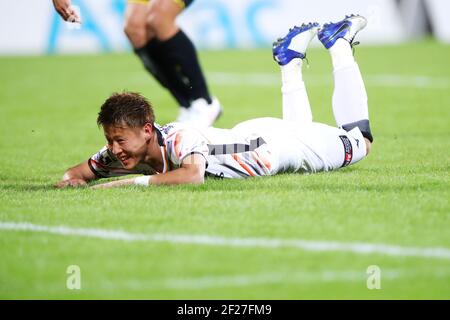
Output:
top-left (273, 22), bottom-right (320, 65)
top-left (318, 14), bottom-right (367, 49)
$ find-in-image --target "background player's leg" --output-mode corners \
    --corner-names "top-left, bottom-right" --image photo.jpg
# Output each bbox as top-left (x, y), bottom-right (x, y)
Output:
top-left (124, 2), bottom-right (190, 108)
top-left (272, 23), bottom-right (319, 125)
top-left (147, 0), bottom-right (222, 128)
top-left (147, 0), bottom-right (212, 106)
top-left (126, 0), bottom-right (221, 126)
top-left (319, 15), bottom-right (373, 142)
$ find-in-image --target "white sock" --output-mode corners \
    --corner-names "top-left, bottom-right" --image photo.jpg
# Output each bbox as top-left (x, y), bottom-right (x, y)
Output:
top-left (332, 63), bottom-right (369, 127)
top-left (330, 40), bottom-right (369, 127)
top-left (329, 39), bottom-right (355, 71)
top-left (281, 58), bottom-right (313, 124)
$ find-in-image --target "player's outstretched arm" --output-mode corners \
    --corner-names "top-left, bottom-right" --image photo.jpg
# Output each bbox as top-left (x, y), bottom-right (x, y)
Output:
top-left (52, 0), bottom-right (81, 23)
top-left (56, 160), bottom-right (97, 188)
top-left (90, 154), bottom-right (206, 189)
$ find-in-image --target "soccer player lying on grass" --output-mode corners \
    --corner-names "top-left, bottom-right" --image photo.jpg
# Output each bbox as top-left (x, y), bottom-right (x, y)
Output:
top-left (56, 15), bottom-right (374, 189)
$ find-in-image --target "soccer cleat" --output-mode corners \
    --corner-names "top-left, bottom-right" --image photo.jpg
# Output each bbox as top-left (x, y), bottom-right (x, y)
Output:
top-left (176, 107), bottom-right (192, 123)
top-left (191, 97), bottom-right (222, 127)
top-left (177, 97), bottom-right (222, 127)
top-left (272, 22), bottom-right (320, 65)
top-left (318, 14), bottom-right (367, 49)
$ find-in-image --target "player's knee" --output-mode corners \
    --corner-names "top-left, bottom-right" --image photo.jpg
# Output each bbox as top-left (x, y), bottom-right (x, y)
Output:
top-left (146, 8), bottom-right (177, 39)
top-left (146, 13), bottom-right (168, 31)
top-left (124, 19), bottom-right (148, 48)
top-left (342, 119), bottom-right (373, 156)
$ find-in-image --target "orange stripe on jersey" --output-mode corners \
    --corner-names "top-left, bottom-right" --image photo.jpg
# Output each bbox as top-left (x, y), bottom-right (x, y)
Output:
top-left (254, 149), bottom-right (271, 170)
top-left (251, 152), bottom-right (265, 171)
top-left (232, 154), bottom-right (256, 177)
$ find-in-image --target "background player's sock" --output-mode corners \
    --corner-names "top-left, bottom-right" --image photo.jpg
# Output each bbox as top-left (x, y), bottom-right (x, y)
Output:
top-left (330, 39), bottom-right (373, 142)
top-left (158, 30), bottom-right (212, 105)
top-left (134, 41), bottom-right (168, 88)
top-left (281, 58), bottom-right (313, 123)
top-left (134, 39), bottom-right (190, 108)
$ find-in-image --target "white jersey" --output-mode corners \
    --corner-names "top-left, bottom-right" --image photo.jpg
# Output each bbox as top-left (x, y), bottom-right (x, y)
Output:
top-left (88, 118), bottom-right (366, 179)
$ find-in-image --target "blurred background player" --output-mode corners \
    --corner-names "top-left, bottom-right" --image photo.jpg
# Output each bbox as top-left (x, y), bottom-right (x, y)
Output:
top-left (51, 0), bottom-right (222, 127)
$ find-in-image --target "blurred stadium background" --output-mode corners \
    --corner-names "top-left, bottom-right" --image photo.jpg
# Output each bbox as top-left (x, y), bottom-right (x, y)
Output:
top-left (1, 0), bottom-right (450, 55)
top-left (0, 0), bottom-right (449, 299)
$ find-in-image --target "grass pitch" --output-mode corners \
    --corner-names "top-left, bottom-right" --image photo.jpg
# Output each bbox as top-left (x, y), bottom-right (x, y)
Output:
top-left (0, 40), bottom-right (449, 299)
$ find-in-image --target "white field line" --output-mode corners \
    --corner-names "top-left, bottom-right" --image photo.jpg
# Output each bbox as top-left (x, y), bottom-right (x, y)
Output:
top-left (99, 270), bottom-right (396, 291)
top-left (206, 72), bottom-right (450, 88)
top-left (151, 270), bottom-right (397, 290)
top-left (125, 268), bottom-right (450, 291)
top-left (1, 221), bottom-right (450, 260)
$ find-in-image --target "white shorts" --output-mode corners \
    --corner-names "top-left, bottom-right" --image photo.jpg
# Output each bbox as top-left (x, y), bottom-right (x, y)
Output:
top-left (208, 118), bottom-right (366, 177)
top-left (275, 122), bottom-right (367, 174)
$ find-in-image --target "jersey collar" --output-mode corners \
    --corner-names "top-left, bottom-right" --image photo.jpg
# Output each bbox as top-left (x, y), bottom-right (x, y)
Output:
top-left (154, 124), bottom-right (165, 147)
top-left (154, 124), bottom-right (169, 173)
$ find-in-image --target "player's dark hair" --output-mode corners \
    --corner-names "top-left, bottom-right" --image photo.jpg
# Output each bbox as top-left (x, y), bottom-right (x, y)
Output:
top-left (97, 92), bottom-right (155, 128)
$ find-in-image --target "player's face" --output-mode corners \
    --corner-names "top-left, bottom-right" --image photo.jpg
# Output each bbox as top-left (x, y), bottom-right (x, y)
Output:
top-left (103, 124), bottom-right (151, 170)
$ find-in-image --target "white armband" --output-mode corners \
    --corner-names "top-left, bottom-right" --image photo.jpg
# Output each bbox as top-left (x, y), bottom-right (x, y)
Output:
top-left (134, 175), bottom-right (152, 186)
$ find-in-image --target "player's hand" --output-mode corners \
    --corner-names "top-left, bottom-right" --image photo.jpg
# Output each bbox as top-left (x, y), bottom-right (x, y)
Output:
top-left (52, 0), bottom-right (81, 23)
top-left (55, 178), bottom-right (87, 188)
